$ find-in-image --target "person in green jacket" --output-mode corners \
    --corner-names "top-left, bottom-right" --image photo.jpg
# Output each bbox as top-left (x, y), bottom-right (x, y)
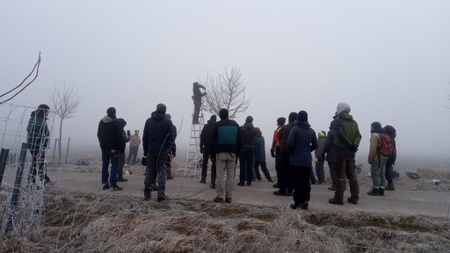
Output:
top-left (26, 104), bottom-right (51, 185)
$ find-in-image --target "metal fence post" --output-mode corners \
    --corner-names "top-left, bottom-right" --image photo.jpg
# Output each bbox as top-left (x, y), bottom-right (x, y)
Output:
top-left (0, 148), bottom-right (10, 188)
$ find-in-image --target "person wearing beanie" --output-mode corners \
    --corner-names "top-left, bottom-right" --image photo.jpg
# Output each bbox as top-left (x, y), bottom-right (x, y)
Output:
top-left (237, 115), bottom-right (257, 186)
top-left (384, 125), bottom-right (397, 191)
top-left (367, 121), bottom-right (390, 197)
top-left (328, 102), bottom-right (362, 206)
top-left (274, 112), bottom-right (297, 196)
top-left (314, 130), bottom-right (327, 184)
top-left (27, 104), bottom-right (51, 186)
top-left (97, 107), bottom-right (125, 191)
top-left (270, 117), bottom-right (286, 188)
top-left (286, 110), bottom-right (318, 210)
top-left (209, 108), bottom-right (241, 203)
top-left (142, 103), bottom-right (176, 202)
top-left (192, 82), bottom-right (207, 124)
top-left (200, 115), bottom-right (217, 188)
top-left (254, 127), bottom-right (274, 182)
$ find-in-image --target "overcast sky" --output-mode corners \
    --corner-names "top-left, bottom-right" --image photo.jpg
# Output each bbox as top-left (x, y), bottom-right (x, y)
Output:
top-left (1, 1), bottom-right (450, 161)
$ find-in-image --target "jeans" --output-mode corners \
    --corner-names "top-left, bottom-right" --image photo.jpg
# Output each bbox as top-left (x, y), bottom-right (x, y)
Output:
top-left (201, 150), bottom-right (216, 184)
top-left (239, 148), bottom-right (254, 184)
top-left (144, 152), bottom-right (168, 197)
top-left (126, 147), bottom-right (139, 165)
top-left (101, 149), bottom-right (119, 185)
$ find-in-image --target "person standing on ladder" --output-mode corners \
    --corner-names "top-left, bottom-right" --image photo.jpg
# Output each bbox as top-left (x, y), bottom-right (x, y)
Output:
top-left (192, 82), bottom-right (207, 124)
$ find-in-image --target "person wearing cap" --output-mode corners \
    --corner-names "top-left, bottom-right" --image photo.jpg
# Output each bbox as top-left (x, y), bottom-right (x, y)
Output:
top-left (26, 104), bottom-right (51, 186)
top-left (126, 128), bottom-right (141, 166)
top-left (200, 115), bottom-right (217, 188)
top-left (209, 108), bottom-right (241, 203)
top-left (237, 116), bottom-right (257, 186)
top-left (192, 82), bottom-right (207, 124)
top-left (328, 102), bottom-right (362, 205)
top-left (314, 130), bottom-right (327, 184)
top-left (367, 121), bottom-right (389, 196)
top-left (286, 110), bottom-right (318, 210)
top-left (273, 112), bottom-right (297, 196)
top-left (254, 127), bottom-right (274, 182)
top-left (97, 107), bottom-right (125, 191)
top-left (142, 103), bottom-right (176, 202)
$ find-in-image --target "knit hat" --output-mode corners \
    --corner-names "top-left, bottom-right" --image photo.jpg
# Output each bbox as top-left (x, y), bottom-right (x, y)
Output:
top-left (371, 121), bottom-right (382, 129)
top-left (156, 103), bottom-right (166, 113)
top-left (336, 102), bottom-right (351, 115)
top-left (384, 125), bottom-right (396, 137)
top-left (245, 116), bottom-right (253, 124)
top-left (297, 110), bottom-right (308, 122)
top-left (107, 107), bottom-right (116, 118)
top-left (277, 117), bottom-right (286, 126)
top-left (165, 113), bottom-right (171, 119)
top-left (255, 127), bottom-right (261, 135)
top-left (219, 108), bottom-right (229, 119)
top-left (288, 112), bottom-right (298, 122)
top-left (210, 115), bottom-right (217, 122)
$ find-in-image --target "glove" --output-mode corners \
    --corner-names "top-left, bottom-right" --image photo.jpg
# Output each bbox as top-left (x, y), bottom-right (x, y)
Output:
top-left (350, 144), bottom-right (358, 152)
top-left (368, 159), bottom-right (373, 165)
top-left (270, 149), bottom-right (275, 158)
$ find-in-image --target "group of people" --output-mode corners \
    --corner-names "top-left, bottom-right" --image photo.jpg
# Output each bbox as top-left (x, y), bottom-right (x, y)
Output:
top-left (97, 104), bottom-right (176, 202)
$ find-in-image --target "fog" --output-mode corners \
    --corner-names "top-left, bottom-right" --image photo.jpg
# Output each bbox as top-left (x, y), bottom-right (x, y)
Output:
top-left (1, 1), bottom-right (450, 165)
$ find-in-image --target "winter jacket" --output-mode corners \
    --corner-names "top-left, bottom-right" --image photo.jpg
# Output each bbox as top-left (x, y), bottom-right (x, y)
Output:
top-left (314, 135), bottom-right (326, 160)
top-left (323, 129), bottom-right (335, 162)
top-left (200, 119), bottom-right (215, 153)
top-left (210, 118), bottom-right (241, 156)
top-left (254, 132), bottom-right (266, 162)
top-left (129, 134), bottom-right (141, 149)
top-left (26, 110), bottom-right (50, 150)
top-left (97, 115), bottom-right (123, 150)
top-left (332, 113), bottom-right (362, 158)
top-left (142, 111), bottom-right (175, 155)
top-left (271, 126), bottom-right (282, 153)
top-left (117, 118), bottom-right (129, 153)
top-left (278, 122), bottom-right (295, 153)
top-left (368, 132), bottom-right (389, 161)
top-left (286, 122), bottom-right (318, 167)
top-left (239, 122), bottom-right (257, 150)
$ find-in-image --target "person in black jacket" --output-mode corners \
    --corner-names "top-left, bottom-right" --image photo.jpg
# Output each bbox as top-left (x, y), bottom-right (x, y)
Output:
top-left (384, 125), bottom-right (397, 191)
top-left (200, 115), bottom-right (217, 188)
top-left (97, 107), bottom-right (125, 191)
top-left (238, 116), bottom-right (257, 186)
top-left (210, 108), bottom-right (241, 203)
top-left (142, 103), bottom-right (176, 202)
top-left (192, 82), bottom-right (206, 124)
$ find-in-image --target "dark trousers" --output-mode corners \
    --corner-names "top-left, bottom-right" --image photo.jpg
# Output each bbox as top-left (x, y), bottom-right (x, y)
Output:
top-left (315, 160), bottom-right (325, 183)
top-left (201, 150), bottom-right (217, 184)
top-left (254, 161), bottom-right (272, 181)
top-left (278, 152), bottom-right (293, 193)
top-left (101, 149), bottom-right (119, 185)
top-left (193, 100), bottom-right (201, 123)
top-left (29, 149), bottom-right (47, 184)
top-left (274, 149), bottom-right (281, 183)
top-left (385, 159), bottom-right (394, 184)
top-left (239, 148), bottom-right (254, 183)
top-left (333, 155), bottom-right (359, 201)
top-left (144, 152), bottom-right (168, 197)
top-left (327, 160), bottom-right (337, 186)
top-left (126, 147), bottom-right (139, 165)
top-left (291, 165), bottom-right (312, 205)
top-left (118, 152), bottom-right (125, 179)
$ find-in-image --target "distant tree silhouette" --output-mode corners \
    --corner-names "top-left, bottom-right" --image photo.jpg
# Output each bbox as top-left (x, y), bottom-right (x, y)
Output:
top-left (200, 66), bottom-right (250, 119)
top-left (49, 84), bottom-right (82, 163)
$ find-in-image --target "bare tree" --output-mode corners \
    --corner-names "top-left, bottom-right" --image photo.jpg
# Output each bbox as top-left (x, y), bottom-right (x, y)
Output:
top-left (200, 67), bottom-right (250, 118)
top-left (49, 84), bottom-right (82, 163)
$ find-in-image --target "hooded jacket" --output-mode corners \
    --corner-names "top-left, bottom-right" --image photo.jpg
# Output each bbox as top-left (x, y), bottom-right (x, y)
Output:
top-left (210, 118), bottom-right (241, 156)
top-left (286, 121), bottom-right (318, 167)
top-left (97, 115), bottom-right (123, 150)
top-left (142, 111), bottom-right (175, 154)
top-left (239, 122), bottom-right (257, 150)
top-left (200, 118), bottom-right (216, 153)
top-left (368, 126), bottom-right (389, 161)
top-left (332, 112), bottom-right (362, 158)
top-left (254, 131), bottom-right (266, 162)
top-left (27, 110), bottom-right (50, 150)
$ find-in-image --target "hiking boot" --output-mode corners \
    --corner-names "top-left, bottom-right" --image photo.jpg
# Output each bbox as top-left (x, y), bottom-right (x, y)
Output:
top-left (209, 183), bottom-right (216, 189)
top-left (117, 177), bottom-right (128, 182)
top-left (290, 203), bottom-right (299, 210)
top-left (110, 185), bottom-right (123, 191)
top-left (237, 182), bottom-right (245, 186)
top-left (102, 183), bottom-right (110, 190)
top-left (328, 185), bottom-right (337, 191)
top-left (273, 183), bottom-right (279, 188)
top-left (300, 202), bottom-right (309, 210)
top-left (200, 179), bottom-right (206, 184)
top-left (385, 183), bottom-right (395, 191)
top-left (328, 198), bottom-right (344, 205)
top-left (268, 179), bottom-right (274, 183)
top-left (379, 188), bottom-right (385, 196)
top-left (225, 198), bottom-right (232, 203)
top-left (213, 197), bottom-right (224, 203)
top-left (167, 175), bottom-right (174, 180)
top-left (273, 191), bottom-right (290, 196)
top-left (246, 181), bottom-right (252, 186)
top-left (367, 188), bottom-right (380, 196)
top-left (291, 202), bottom-right (308, 210)
top-left (143, 195), bottom-right (151, 201)
top-left (157, 195), bottom-right (168, 202)
top-left (347, 198), bottom-right (358, 205)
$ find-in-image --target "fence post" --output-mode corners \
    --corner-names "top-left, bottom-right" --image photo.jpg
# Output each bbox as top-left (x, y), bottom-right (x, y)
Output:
top-left (5, 142), bottom-right (28, 235)
top-left (65, 137), bottom-right (70, 164)
top-left (0, 148), bottom-right (10, 188)
top-left (51, 138), bottom-right (58, 164)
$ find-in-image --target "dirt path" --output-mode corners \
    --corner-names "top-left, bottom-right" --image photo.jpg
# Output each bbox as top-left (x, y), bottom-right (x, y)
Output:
top-left (45, 170), bottom-right (449, 218)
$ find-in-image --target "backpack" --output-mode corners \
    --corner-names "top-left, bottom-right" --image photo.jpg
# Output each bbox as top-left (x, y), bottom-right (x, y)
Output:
top-left (378, 133), bottom-right (394, 157)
